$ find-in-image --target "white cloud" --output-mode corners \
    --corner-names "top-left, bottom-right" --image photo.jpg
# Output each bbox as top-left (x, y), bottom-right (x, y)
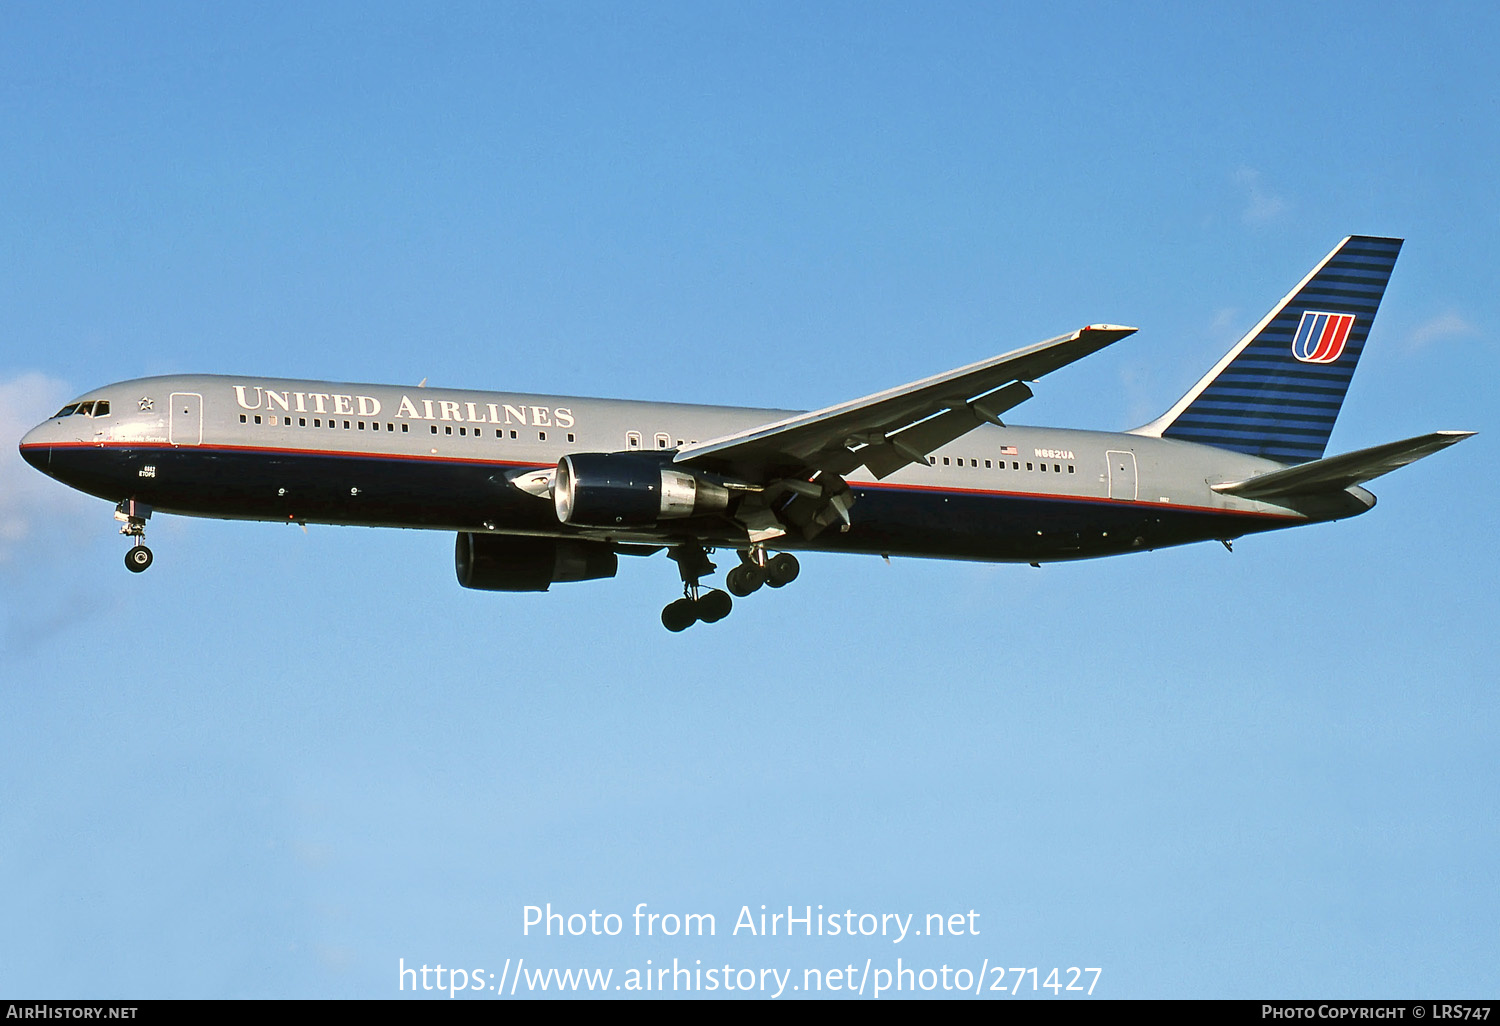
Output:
top-left (1408, 311), bottom-right (1477, 351)
top-left (1233, 167), bottom-right (1289, 224)
top-left (1209, 306), bottom-right (1242, 342)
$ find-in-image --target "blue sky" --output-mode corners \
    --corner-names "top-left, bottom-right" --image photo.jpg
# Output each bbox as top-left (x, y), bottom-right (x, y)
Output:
top-left (2, 2), bottom-right (1496, 999)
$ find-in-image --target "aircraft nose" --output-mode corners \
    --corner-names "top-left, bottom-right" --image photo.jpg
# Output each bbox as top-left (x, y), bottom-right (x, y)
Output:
top-left (18, 421), bottom-right (52, 471)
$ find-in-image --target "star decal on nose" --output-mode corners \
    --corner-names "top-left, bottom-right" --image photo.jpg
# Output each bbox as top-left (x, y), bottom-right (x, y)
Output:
top-left (138, 396), bottom-right (154, 412)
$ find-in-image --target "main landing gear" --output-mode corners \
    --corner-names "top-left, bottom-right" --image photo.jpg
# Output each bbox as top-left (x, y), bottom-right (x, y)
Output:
top-left (115, 500), bottom-right (154, 573)
top-left (726, 549), bottom-right (799, 596)
top-left (662, 544), bottom-right (732, 632)
top-left (661, 543), bottom-right (801, 631)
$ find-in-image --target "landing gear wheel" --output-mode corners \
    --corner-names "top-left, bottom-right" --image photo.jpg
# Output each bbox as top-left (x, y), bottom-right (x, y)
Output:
top-left (765, 552), bottom-right (800, 588)
top-left (695, 589), bottom-right (733, 623)
top-left (726, 563), bottom-right (764, 597)
top-left (125, 545), bottom-right (154, 573)
top-left (662, 598), bottom-right (697, 633)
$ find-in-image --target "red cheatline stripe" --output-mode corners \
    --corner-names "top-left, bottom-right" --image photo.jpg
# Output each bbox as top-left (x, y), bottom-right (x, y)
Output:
top-left (20, 439), bottom-right (549, 469)
top-left (851, 478), bottom-right (1301, 520)
top-left (23, 441), bottom-right (1304, 522)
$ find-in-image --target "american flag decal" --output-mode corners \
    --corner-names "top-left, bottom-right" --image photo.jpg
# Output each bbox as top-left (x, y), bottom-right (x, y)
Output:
top-left (1291, 311), bottom-right (1355, 364)
top-left (999, 445), bottom-right (1018, 456)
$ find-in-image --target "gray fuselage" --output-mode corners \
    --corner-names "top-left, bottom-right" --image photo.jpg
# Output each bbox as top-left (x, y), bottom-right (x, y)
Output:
top-left (20, 373), bottom-right (1374, 564)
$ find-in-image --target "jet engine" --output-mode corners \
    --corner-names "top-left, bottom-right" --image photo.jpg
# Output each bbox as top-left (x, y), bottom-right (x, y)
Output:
top-left (552, 453), bottom-right (731, 528)
top-left (455, 533), bottom-right (618, 592)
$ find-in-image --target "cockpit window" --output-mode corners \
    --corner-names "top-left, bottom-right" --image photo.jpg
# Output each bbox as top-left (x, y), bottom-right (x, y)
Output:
top-left (49, 400), bottom-right (110, 418)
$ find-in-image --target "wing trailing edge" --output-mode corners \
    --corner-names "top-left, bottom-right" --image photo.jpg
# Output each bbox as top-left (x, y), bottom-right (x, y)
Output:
top-left (1211, 430), bottom-right (1475, 500)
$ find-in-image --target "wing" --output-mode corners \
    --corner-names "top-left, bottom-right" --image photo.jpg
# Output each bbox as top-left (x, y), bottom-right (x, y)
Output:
top-left (674, 324), bottom-right (1137, 482)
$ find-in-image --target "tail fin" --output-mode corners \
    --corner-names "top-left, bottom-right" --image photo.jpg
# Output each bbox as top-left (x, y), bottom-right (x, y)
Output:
top-left (1134, 236), bottom-right (1403, 463)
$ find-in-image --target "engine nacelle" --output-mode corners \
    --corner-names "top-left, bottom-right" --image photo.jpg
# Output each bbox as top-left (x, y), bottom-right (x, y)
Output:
top-left (455, 533), bottom-right (618, 592)
top-left (553, 453), bottom-right (730, 527)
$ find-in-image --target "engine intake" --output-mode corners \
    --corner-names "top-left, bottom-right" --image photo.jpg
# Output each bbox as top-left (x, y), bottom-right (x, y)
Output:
top-left (455, 533), bottom-right (618, 592)
top-left (553, 453), bottom-right (730, 527)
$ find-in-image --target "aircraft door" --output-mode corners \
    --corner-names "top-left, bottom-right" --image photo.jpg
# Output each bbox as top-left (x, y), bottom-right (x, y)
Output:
top-left (1106, 450), bottom-right (1137, 501)
top-left (170, 392), bottom-right (203, 446)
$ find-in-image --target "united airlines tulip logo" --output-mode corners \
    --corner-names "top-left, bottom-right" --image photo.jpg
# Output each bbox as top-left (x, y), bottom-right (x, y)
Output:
top-left (1291, 311), bottom-right (1355, 364)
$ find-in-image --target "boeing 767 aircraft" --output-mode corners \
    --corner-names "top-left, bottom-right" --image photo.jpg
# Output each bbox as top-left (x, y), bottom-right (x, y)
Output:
top-left (19, 236), bottom-right (1472, 630)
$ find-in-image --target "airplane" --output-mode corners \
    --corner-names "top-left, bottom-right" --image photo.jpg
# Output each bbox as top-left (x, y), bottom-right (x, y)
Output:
top-left (18, 235), bottom-right (1472, 631)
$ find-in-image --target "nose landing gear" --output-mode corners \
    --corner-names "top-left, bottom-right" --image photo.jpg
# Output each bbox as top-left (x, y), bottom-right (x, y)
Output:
top-left (125, 540), bottom-right (153, 573)
top-left (115, 500), bottom-right (154, 573)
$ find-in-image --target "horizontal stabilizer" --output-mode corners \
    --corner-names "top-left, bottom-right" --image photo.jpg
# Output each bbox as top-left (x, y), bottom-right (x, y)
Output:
top-left (1212, 430), bottom-right (1474, 500)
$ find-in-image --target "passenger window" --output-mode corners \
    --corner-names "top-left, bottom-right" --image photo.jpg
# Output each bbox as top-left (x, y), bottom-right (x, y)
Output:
top-left (431, 425), bottom-right (438, 434)
top-left (985, 460), bottom-right (992, 469)
top-left (656, 433), bottom-right (669, 449)
top-left (627, 432), bottom-right (641, 449)
top-left (240, 415), bottom-right (247, 423)
top-left (1040, 463), bottom-right (1047, 472)
top-left (254, 415), bottom-right (262, 424)
top-left (401, 423), bottom-right (409, 432)
top-left (538, 431), bottom-right (546, 441)
top-left (568, 433), bottom-right (575, 443)
top-left (1054, 464), bottom-right (1060, 473)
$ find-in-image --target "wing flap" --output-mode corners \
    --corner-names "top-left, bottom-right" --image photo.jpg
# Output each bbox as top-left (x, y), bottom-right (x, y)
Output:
top-left (1212, 430), bottom-right (1474, 500)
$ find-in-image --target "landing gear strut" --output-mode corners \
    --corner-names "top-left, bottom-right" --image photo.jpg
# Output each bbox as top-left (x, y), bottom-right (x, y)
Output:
top-left (661, 544), bottom-right (733, 632)
top-left (115, 500), bottom-right (154, 573)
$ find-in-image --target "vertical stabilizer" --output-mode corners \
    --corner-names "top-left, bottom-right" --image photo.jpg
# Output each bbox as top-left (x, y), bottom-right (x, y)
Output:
top-left (1134, 236), bottom-right (1402, 463)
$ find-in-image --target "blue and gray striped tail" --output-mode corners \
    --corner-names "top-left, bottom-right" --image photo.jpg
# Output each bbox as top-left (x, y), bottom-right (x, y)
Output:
top-left (1154, 236), bottom-right (1402, 464)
